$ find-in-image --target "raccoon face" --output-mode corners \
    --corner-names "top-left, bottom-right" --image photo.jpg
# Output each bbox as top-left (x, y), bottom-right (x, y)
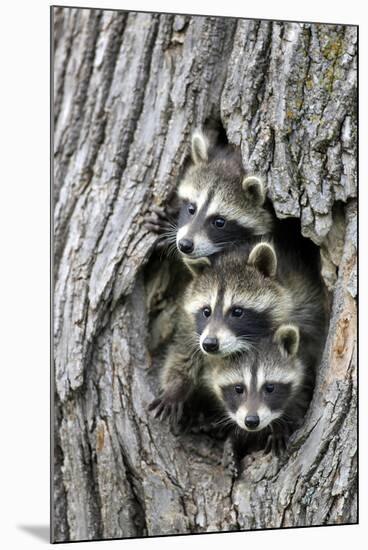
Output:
top-left (184, 243), bottom-right (290, 357)
top-left (196, 301), bottom-right (273, 357)
top-left (213, 325), bottom-right (302, 432)
top-left (176, 131), bottom-right (272, 260)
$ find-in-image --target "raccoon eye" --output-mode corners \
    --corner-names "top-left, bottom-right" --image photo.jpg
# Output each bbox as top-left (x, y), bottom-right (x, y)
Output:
top-left (188, 203), bottom-right (196, 215)
top-left (264, 383), bottom-right (275, 394)
top-left (234, 384), bottom-right (244, 394)
top-left (202, 306), bottom-right (211, 318)
top-left (231, 307), bottom-right (243, 318)
top-left (213, 216), bottom-right (226, 228)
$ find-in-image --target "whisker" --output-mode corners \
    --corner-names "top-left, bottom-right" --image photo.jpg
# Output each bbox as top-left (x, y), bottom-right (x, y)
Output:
top-left (213, 415), bottom-right (234, 428)
top-left (164, 241), bottom-right (179, 261)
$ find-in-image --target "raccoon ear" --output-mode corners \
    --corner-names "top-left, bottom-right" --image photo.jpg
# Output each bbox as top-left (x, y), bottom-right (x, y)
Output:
top-left (247, 243), bottom-right (277, 278)
top-left (242, 176), bottom-right (265, 206)
top-left (191, 130), bottom-right (209, 165)
top-left (184, 257), bottom-right (211, 277)
top-left (274, 325), bottom-right (300, 358)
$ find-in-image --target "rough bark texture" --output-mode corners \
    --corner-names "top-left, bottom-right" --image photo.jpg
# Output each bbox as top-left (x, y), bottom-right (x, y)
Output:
top-left (52, 7), bottom-right (357, 542)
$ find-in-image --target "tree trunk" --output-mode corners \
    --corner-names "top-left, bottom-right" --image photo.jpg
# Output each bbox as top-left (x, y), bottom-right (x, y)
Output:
top-left (52, 7), bottom-right (357, 542)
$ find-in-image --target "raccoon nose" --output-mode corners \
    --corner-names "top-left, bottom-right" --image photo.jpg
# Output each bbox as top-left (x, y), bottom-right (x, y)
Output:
top-left (202, 337), bottom-right (219, 353)
top-left (244, 415), bottom-right (260, 429)
top-left (178, 238), bottom-right (194, 254)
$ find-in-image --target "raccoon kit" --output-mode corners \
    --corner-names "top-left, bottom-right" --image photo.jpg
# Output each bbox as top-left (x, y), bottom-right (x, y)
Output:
top-left (146, 130), bottom-right (273, 271)
top-left (207, 324), bottom-right (313, 471)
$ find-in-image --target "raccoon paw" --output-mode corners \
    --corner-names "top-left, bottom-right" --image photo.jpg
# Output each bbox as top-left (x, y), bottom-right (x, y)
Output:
top-left (148, 394), bottom-right (184, 425)
top-left (144, 204), bottom-right (177, 248)
top-left (222, 438), bottom-right (241, 478)
top-left (264, 432), bottom-right (289, 457)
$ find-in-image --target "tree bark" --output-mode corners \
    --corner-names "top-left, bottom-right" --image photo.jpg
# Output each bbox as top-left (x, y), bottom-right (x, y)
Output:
top-left (52, 7), bottom-right (357, 542)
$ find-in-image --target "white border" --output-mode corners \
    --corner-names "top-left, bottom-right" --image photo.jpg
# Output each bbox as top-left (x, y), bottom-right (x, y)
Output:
top-left (0, 1), bottom-right (364, 548)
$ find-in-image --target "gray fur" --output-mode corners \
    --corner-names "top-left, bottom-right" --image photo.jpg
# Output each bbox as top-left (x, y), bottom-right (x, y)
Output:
top-left (242, 176), bottom-right (265, 206)
top-left (248, 242), bottom-right (277, 278)
top-left (191, 130), bottom-right (209, 164)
